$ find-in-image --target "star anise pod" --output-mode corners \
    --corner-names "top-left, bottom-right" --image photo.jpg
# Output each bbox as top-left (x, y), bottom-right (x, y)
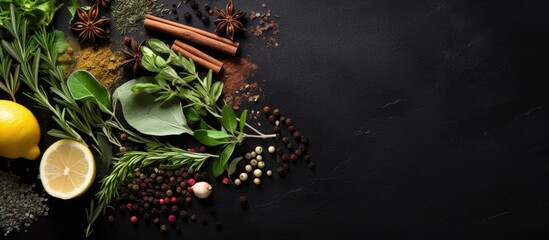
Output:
top-left (121, 37), bottom-right (145, 77)
top-left (92, 0), bottom-right (111, 9)
top-left (70, 4), bottom-right (110, 44)
top-left (214, 0), bottom-right (246, 40)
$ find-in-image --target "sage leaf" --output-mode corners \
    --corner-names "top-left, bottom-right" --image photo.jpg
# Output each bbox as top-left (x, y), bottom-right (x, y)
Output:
top-left (239, 109), bottom-right (247, 133)
top-left (213, 143), bottom-right (236, 177)
top-left (222, 104), bottom-right (237, 133)
top-left (67, 70), bottom-right (112, 114)
top-left (204, 129), bottom-right (232, 139)
top-left (148, 38), bottom-right (171, 53)
top-left (227, 156), bottom-right (243, 176)
top-left (210, 81), bottom-right (223, 103)
top-left (131, 83), bottom-right (162, 94)
top-left (113, 77), bottom-right (192, 136)
top-left (185, 108), bottom-right (201, 122)
top-left (194, 129), bottom-right (225, 146)
top-left (96, 134), bottom-right (113, 172)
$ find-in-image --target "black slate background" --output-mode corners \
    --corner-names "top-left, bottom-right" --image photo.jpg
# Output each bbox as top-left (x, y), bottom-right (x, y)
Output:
top-left (2, 0), bottom-right (549, 239)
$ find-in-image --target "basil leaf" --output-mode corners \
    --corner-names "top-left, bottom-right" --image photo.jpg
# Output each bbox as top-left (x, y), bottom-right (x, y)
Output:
top-left (148, 38), bottom-right (171, 53)
top-left (194, 129), bottom-right (225, 146)
top-left (213, 143), bottom-right (236, 177)
top-left (222, 104), bottom-right (237, 133)
top-left (239, 109), bottom-right (247, 133)
top-left (113, 77), bottom-right (192, 136)
top-left (67, 70), bottom-right (112, 114)
top-left (227, 156), bottom-right (243, 176)
top-left (185, 108), bottom-right (201, 122)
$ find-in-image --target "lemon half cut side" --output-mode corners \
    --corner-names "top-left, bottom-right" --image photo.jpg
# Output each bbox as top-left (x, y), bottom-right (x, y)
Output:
top-left (39, 139), bottom-right (96, 200)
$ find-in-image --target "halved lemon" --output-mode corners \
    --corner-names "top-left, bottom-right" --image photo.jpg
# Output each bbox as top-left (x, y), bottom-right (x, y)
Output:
top-left (39, 139), bottom-right (96, 200)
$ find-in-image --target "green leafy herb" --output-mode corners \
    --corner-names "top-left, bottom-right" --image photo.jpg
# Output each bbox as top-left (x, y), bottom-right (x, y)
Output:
top-left (213, 143), bottom-right (236, 177)
top-left (0, 0), bottom-right (60, 28)
top-left (114, 77), bottom-right (193, 136)
top-left (227, 156), bottom-right (242, 176)
top-left (222, 104), bottom-right (237, 133)
top-left (67, 70), bottom-right (113, 114)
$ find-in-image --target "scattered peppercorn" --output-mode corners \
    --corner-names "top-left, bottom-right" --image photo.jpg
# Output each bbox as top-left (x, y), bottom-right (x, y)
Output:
top-left (189, 0), bottom-right (198, 9)
top-left (284, 118), bottom-right (293, 126)
top-left (276, 167), bottom-right (285, 176)
top-left (184, 11), bottom-right (192, 20)
top-left (239, 195), bottom-right (248, 206)
top-left (153, 217), bottom-right (160, 225)
top-left (272, 108), bottom-right (280, 116)
top-left (159, 224), bottom-right (168, 233)
top-left (190, 213), bottom-right (197, 222)
top-left (130, 215), bottom-right (138, 224)
top-left (202, 16), bottom-right (210, 24)
top-left (195, 10), bottom-right (203, 18)
top-left (262, 106), bottom-right (271, 114)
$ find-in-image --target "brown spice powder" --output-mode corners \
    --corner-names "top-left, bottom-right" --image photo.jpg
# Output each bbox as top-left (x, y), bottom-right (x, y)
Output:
top-left (58, 40), bottom-right (125, 88)
top-left (220, 57), bottom-right (261, 109)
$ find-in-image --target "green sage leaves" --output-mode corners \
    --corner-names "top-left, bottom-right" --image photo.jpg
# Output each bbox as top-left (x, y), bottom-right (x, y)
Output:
top-left (67, 70), bottom-right (112, 114)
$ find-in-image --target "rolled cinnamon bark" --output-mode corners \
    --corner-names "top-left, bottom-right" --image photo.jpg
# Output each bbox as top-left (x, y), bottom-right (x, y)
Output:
top-left (174, 39), bottom-right (224, 68)
top-left (146, 14), bottom-right (239, 48)
top-left (144, 18), bottom-right (238, 56)
top-left (171, 43), bottom-right (222, 74)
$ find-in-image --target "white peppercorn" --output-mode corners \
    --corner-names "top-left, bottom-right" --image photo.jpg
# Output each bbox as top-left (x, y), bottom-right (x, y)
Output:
top-left (239, 173), bottom-right (248, 181)
top-left (234, 179), bottom-right (241, 186)
top-left (258, 161), bottom-right (265, 169)
top-left (253, 169), bottom-right (262, 177)
top-left (268, 146), bottom-right (275, 154)
top-left (266, 170), bottom-right (273, 176)
top-left (250, 159), bottom-right (258, 167)
top-left (253, 178), bottom-right (261, 185)
top-left (256, 155), bottom-right (263, 161)
top-left (245, 164), bottom-right (252, 172)
top-left (255, 146), bottom-right (263, 154)
top-left (250, 152), bottom-right (257, 158)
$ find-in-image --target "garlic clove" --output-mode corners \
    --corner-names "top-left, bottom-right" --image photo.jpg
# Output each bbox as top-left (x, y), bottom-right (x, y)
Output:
top-left (191, 181), bottom-right (213, 199)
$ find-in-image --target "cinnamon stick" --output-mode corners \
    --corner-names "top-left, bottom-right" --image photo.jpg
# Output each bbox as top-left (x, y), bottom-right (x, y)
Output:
top-left (174, 39), bottom-right (223, 68)
top-left (146, 14), bottom-right (239, 48)
top-left (144, 18), bottom-right (238, 56)
top-left (171, 43), bottom-right (222, 74)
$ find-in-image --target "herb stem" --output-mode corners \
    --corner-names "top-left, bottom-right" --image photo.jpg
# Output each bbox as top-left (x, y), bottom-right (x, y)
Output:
top-left (244, 133), bottom-right (277, 139)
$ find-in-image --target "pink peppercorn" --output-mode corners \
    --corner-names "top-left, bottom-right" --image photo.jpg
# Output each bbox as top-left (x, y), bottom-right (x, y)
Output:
top-left (126, 203), bottom-right (133, 210)
top-left (168, 214), bottom-right (176, 223)
top-left (130, 215), bottom-right (138, 224)
top-left (164, 197), bottom-right (170, 204)
top-left (187, 186), bottom-right (193, 192)
top-left (187, 178), bottom-right (196, 186)
top-left (159, 198), bottom-right (165, 205)
top-left (222, 177), bottom-right (229, 185)
top-left (171, 196), bottom-right (177, 203)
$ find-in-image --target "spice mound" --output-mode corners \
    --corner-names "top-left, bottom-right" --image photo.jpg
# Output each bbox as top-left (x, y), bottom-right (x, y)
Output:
top-left (220, 57), bottom-right (261, 109)
top-left (0, 170), bottom-right (49, 236)
top-left (58, 40), bottom-right (124, 88)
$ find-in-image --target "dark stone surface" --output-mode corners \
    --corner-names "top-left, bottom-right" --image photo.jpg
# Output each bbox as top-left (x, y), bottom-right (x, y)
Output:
top-left (2, 0), bottom-right (549, 239)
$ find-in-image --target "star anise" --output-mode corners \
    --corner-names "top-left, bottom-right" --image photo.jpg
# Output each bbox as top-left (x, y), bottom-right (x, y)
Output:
top-left (92, 0), bottom-right (111, 9)
top-left (70, 4), bottom-right (110, 44)
top-left (214, 0), bottom-right (246, 40)
top-left (121, 37), bottom-right (145, 77)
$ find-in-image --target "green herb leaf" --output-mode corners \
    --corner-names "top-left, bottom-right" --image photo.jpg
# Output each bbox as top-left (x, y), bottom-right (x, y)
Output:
top-left (67, 70), bottom-right (112, 114)
top-left (213, 143), bottom-right (236, 177)
top-left (193, 129), bottom-right (226, 146)
top-left (239, 109), bottom-right (247, 133)
top-left (204, 129), bottom-right (232, 139)
top-left (199, 119), bottom-right (211, 130)
top-left (185, 107), bottom-right (201, 122)
top-left (222, 104), bottom-right (237, 133)
top-left (210, 81), bottom-right (223, 103)
top-left (148, 38), bottom-right (171, 53)
top-left (155, 66), bottom-right (179, 84)
top-left (96, 134), bottom-right (113, 172)
top-left (53, 30), bottom-right (70, 54)
top-left (113, 77), bottom-right (192, 136)
top-left (131, 83), bottom-right (162, 94)
top-left (67, 0), bottom-right (79, 24)
top-left (227, 156), bottom-right (243, 176)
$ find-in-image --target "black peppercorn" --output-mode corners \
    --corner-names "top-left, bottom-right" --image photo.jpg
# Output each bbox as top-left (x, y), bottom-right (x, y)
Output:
top-left (268, 114), bottom-right (276, 122)
top-left (202, 16), bottom-right (210, 25)
top-left (171, 205), bottom-right (179, 213)
top-left (294, 149), bottom-right (302, 157)
top-left (159, 224), bottom-right (168, 233)
top-left (272, 108), bottom-right (280, 116)
top-left (290, 154), bottom-right (297, 161)
top-left (281, 154), bottom-right (289, 162)
top-left (195, 10), bottom-right (202, 18)
top-left (277, 147), bottom-right (284, 155)
top-left (262, 106), bottom-right (271, 114)
top-left (185, 196), bottom-right (192, 204)
top-left (204, 3), bottom-right (211, 11)
top-left (308, 162), bottom-right (315, 170)
top-left (284, 118), bottom-right (293, 126)
top-left (286, 143), bottom-right (293, 150)
top-left (276, 167), bottom-right (285, 176)
top-left (107, 215), bottom-right (115, 223)
top-left (194, 172), bottom-right (202, 181)
top-left (180, 210), bottom-right (188, 219)
top-left (281, 136), bottom-right (289, 144)
top-left (239, 195), bottom-right (248, 206)
top-left (273, 125), bottom-right (280, 133)
top-left (283, 163), bottom-right (290, 170)
top-left (160, 205), bottom-right (168, 213)
top-left (153, 217), bottom-right (160, 225)
top-left (279, 116), bottom-right (286, 123)
top-left (190, 213), bottom-right (197, 222)
top-left (303, 155), bottom-right (311, 162)
top-left (293, 131), bottom-right (301, 140)
top-left (189, 0), bottom-right (198, 9)
top-left (298, 144), bottom-right (307, 152)
top-left (143, 212), bottom-right (151, 220)
top-left (300, 136), bottom-right (309, 144)
top-left (184, 11), bottom-right (191, 20)
top-left (288, 125), bottom-right (295, 133)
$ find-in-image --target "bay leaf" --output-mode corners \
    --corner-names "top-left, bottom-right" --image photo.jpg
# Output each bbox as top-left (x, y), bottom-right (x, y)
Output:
top-left (67, 70), bottom-right (112, 114)
top-left (113, 77), bottom-right (193, 136)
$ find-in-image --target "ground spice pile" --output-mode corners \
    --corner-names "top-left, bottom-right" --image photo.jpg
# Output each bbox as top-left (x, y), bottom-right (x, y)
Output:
top-left (0, 170), bottom-right (49, 236)
top-left (58, 41), bottom-right (124, 88)
top-left (220, 57), bottom-right (261, 109)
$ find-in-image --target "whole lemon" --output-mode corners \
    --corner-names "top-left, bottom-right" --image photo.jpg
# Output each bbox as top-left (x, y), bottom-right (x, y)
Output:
top-left (0, 100), bottom-right (41, 160)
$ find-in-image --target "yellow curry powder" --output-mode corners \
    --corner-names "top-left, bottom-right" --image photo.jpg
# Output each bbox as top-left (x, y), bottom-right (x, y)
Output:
top-left (58, 40), bottom-right (125, 88)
